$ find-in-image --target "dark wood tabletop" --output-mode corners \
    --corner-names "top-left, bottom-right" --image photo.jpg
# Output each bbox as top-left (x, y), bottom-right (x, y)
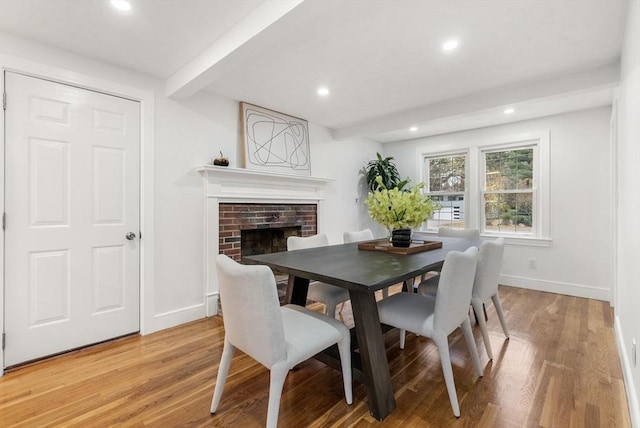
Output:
top-left (244, 235), bottom-right (478, 292)
top-left (243, 234), bottom-right (479, 421)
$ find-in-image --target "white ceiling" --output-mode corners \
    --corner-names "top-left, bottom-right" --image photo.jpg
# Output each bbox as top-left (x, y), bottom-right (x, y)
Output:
top-left (0, 0), bottom-right (628, 142)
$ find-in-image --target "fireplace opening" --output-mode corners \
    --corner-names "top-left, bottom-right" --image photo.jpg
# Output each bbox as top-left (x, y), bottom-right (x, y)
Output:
top-left (241, 226), bottom-right (301, 258)
top-left (241, 226), bottom-right (301, 303)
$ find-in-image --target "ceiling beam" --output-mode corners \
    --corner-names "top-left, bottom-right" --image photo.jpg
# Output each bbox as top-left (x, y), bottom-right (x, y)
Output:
top-left (333, 64), bottom-right (620, 142)
top-left (164, 0), bottom-right (304, 99)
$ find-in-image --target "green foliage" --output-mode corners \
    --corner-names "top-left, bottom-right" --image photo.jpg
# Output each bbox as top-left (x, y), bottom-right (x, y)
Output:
top-left (365, 153), bottom-right (408, 192)
top-left (365, 176), bottom-right (441, 230)
top-left (428, 155), bottom-right (466, 193)
top-left (485, 149), bottom-right (534, 190)
top-left (485, 193), bottom-right (533, 229)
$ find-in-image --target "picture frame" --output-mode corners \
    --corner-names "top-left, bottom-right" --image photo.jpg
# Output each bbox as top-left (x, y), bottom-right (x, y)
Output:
top-left (240, 102), bottom-right (311, 176)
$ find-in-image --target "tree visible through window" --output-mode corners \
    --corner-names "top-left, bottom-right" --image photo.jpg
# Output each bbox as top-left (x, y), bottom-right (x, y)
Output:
top-left (483, 148), bottom-right (534, 234)
top-left (425, 154), bottom-right (466, 230)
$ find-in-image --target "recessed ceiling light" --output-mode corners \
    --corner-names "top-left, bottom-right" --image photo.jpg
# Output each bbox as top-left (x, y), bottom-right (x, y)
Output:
top-left (410, 126), bottom-right (418, 132)
top-left (317, 87), bottom-right (329, 96)
top-left (504, 108), bottom-right (515, 114)
top-left (442, 39), bottom-right (459, 52)
top-left (111, 0), bottom-right (132, 11)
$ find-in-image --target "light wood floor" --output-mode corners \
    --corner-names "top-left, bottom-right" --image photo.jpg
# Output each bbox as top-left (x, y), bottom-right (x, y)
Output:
top-left (0, 285), bottom-right (631, 427)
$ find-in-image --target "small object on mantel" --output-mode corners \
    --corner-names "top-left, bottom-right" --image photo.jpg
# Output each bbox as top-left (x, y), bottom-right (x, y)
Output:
top-left (213, 151), bottom-right (229, 166)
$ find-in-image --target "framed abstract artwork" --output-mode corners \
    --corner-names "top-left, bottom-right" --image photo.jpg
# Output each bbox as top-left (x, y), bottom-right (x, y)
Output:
top-left (240, 102), bottom-right (311, 176)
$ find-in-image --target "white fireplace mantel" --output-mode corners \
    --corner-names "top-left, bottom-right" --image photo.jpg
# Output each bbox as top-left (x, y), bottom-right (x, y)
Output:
top-left (198, 166), bottom-right (333, 316)
top-left (198, 166), bottom-right (333, 202)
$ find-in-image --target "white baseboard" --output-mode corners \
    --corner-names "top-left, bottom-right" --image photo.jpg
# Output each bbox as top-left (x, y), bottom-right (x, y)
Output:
top-left (142, 294), bottom-right (219, 336)
top-left (146, 303), bottom-right (206, 334)
top-left (615, 315), bottom-right (640, 428)
top-left (499, 274), bottom-right (610, 301)
top-left (206, 292), bottom-right (219, 317)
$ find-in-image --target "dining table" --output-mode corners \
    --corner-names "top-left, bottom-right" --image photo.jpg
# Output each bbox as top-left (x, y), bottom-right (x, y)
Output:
top-left (242, 234), bottom-right (480, 421)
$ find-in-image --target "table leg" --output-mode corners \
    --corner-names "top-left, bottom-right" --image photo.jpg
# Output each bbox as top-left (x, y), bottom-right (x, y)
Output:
top-left (401, 278), bottom-right (414, 292)
top-left (286, 275), bottom-right (310, 306)
top-left (349, 289), bottom-right (396, 420)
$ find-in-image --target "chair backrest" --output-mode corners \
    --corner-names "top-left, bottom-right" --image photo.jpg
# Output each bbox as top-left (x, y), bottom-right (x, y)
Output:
top-left (434, 247), bottom-right (479, 334)
top-left (287, 234), bottom-right (329, 251)
top-left (438, 227), bottom-right (480, 240)
top-left (343, 229), bottom-right (374, 243)
top-left (473, 237), bottom-right (505, 301)
top-left (216, 254), bottom-right (286, 368)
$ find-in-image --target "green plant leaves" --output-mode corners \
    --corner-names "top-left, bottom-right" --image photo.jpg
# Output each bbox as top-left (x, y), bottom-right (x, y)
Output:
top-left (365, 178), bottom-right (441, 229)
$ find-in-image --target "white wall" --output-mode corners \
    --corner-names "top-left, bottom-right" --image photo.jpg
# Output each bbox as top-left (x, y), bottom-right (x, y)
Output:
top-left (0, 34), bottom-right (379, 351)
top-left (616, 0), bottom-right (640, 424)
top-left (150, 92), bottom-right (238, 321)
top-left (383, 107), bottom-right (613, 301)
top-left (309, 124), bottom-right (384, 243)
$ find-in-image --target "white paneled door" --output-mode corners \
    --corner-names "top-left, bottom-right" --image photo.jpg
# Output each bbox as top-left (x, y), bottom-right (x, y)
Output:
top-left (4, 72), bottom-right (140, 366)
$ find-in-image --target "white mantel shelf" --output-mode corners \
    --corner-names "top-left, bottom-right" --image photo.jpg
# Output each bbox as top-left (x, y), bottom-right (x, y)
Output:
top-left (198, 166), bottom-right (333, 202)
top-left (197, 165), bottom-right (333, 185)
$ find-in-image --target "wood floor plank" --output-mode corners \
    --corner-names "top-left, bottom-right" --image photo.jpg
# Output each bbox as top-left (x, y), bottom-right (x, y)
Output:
top-left (0, 286), bottom-right (631, 427)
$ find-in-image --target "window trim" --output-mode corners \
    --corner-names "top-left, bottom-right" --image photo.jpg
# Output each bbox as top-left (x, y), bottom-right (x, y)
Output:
top-left (423, 151), bottom-right (469, 231)
top-left (419, 131), bottom-right (550, 245)
top-left (480, 142), bottom-right (538, 237)
top-left (478, 133), bottom-right (550, 241)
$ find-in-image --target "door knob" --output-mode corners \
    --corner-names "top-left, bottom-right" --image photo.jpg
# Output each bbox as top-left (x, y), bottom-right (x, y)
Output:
top-left (126, 232), bottom-right (136, 240)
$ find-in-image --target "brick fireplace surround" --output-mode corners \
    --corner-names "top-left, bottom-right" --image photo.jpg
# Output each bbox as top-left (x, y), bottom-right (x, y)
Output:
top-left (199, 166), bottom-right (332, 316)
top-left (218, 203), bottom-right (318, 261)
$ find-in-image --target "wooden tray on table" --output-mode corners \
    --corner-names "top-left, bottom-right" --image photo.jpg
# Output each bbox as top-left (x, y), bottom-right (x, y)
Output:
top-left (357, 238), bottom-right (443, 255)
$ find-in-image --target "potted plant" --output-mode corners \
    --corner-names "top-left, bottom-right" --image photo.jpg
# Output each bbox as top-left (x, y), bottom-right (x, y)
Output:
top-left (365, 176), bottom-right (440, 247)
top-left (364, 153), bottom-right (408, 192)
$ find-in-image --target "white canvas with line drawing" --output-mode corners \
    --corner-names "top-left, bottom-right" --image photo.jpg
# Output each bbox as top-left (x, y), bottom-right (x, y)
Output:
top-left (241, 102), bottom-right (311, 176)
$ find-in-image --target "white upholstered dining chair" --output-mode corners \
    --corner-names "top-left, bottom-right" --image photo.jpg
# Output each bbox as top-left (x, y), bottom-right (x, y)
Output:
top-left (342, 229), bottom-right (374, 244)
top-left (469, 238), bottom-right (509, 359)
top-left (437, 227), bottom-right (481, 239)
top-left (377, 247), bottom-right (483, 417)
top-left (211, 255), bottom-right (352, 428)
top-left (287, 234), bottom-right (350, 318)
top-left (413, 227), bottom-right (481, 292)
top-left (418, 238), bottom-right (509, 360)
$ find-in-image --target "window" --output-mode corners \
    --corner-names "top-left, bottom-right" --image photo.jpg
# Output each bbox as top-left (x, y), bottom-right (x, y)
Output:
top-left (482, 147), bottom-right (535, 235)
top-left (424, 154), bottom-right (467, 230)
top-left (420, 132), bottom-right (549, 243)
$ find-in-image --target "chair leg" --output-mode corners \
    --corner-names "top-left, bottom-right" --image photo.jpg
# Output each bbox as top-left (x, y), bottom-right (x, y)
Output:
top-left (432, 332), bottom-right (460, 417)
top-left (336, 334), bottom-right (353, 405)
top-left (211, 338), bottom-right (236, 413)
top-left (471, 305), bottom-right (479, 323)
top-left (266, 363), bottom-right (289, 428)
top-left (382, 288), bottom-right (389, 298)
top-left (461, 318), bottom-right (483, 377)
top-left (471, 300), bottom-right (493, 360)
top-left (399, 329), bottom-right (406, 349)
top-left (491, 293), bottom-right (510, 338)
top-left (325, 302), bottom-right (337, 318)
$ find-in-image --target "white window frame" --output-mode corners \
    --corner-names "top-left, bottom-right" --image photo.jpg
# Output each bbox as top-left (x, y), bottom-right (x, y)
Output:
top-left (422, 151), bottom-right (469, 231)
top-left (418, 131), bottom-right (550, 247)
top-left (480, 142), bottom-right (538, 236)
